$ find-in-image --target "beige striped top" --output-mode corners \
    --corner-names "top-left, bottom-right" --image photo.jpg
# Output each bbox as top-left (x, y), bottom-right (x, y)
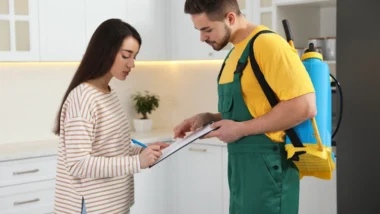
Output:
top-left (54, 82), bottom-right (142, 214)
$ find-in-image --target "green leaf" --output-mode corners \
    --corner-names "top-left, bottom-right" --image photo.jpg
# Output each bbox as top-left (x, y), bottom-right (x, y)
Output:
top-left (131, 91), bottom-right (160, 119)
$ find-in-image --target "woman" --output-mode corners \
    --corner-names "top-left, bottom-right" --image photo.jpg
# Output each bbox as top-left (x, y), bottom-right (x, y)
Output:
top-left (52, 18), bottom-right (168, 214)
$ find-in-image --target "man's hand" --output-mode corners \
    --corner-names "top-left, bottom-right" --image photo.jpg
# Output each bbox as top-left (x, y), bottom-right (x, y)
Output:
top-left (173, 113), bottom-right (221, 139)
top-left (203, 120), bottom-right (245, 143)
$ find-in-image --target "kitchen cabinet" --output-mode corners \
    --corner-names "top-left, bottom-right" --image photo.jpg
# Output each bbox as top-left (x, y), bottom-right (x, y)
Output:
top-left (0, 155), bottom-right (57, 187)
top-left (0, 0), bottom-right (338, 62)
top-left (41, 0), bottom-right (168, 61)
top-left (39, 0), bottom-right (131, 62)
top-left (2, 0), bottom-right (168, 62)
top-left (132, 142), bottom-right (227, 214)
top-left (168, 0), bottom-right (337, 62)
top-left (126, 0), bottom-right (168, 61)
top-left (169, 0), bottom-right (214, 60)
top-left (85, 0), bottom-right (169, 61)
top-left (0, 180), bottom-right (55, 214)
top-left (131, 149), bottom-right (177, 214)
top-left (0, 0), bottom-right (40, 62)
top-left (133, 140), bottom-right (338, 214)
top-left (169, 0), bottom-right (252, 60)
top-left (85, 0), bottom-right (128, 45)
top-left (0, 155), bottom-right (57, 214)
top-left (0, 136), bottom-right (337, 214)
top-left (255, 0), bottom-right (274, 29)
top-left (175, 144), bottom-right (224, 214)
top-left (38, 0), bottom-right (87, 61)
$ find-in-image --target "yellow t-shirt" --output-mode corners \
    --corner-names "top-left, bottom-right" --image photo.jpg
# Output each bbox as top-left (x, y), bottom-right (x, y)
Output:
top-left (219, 25), bottom-right (315, 142)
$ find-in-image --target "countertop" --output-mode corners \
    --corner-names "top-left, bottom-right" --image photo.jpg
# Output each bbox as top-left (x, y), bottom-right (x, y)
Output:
top-left (0, 128), bottom-right (336, 162)
top-left (0, 128), bottom-right (226, 162)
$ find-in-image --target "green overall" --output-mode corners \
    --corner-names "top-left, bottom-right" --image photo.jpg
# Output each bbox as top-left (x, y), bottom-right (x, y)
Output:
top-left (217, 32), bottom-right (300, 214)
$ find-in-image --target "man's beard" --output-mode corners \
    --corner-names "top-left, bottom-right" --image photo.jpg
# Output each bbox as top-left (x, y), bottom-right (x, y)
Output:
top-left (206, 24), bottom-right (231, 51)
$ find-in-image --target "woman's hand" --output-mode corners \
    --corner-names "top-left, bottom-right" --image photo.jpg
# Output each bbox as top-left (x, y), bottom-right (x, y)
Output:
top-left (139, 144), bottom-right (162, 169)
top-left (149, 142), bottom-right (170, 150)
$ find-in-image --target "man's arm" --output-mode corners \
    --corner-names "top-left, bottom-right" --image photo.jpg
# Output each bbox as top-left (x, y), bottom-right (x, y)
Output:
top-left (239, 92), bottom-right (316, 137)
top-left (207, 33), bottom-right (317, 143)
top-left (207, 93), bottom-right (316, 143)
top-left (239, 32), bottom-right (317, 137)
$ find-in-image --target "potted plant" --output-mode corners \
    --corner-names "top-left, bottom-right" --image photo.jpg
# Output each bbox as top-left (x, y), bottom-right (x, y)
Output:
top-left (131, 90), bottom-right (160, 133)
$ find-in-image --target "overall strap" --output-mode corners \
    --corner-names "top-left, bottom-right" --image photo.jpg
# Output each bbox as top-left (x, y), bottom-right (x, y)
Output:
top-left (217, 47), bottom-right (235, 81)
top-left (245, 30), bottom-right (305, 160)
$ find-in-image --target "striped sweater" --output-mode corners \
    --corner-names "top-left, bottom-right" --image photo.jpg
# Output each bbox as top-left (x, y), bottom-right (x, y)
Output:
top-left (54, 83), bottom-right (142, 214)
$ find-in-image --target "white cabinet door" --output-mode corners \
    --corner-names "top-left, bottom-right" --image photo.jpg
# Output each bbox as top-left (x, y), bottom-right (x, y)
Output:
top-left (168, 0), bottom-right (258, 60)
top-left (131, 165), bottom-right (167, 214)
top-left (38, 0), bottom-right (86, 61)
top-left (126, 0), bottom-right (168, 61)
top-left (175, 144), bottom-right (223, 214)
top-left (0, 179), bottom-right (55, 214)
top-left (0, 0), bottom-right (40, 61)
top-left (84, 0), bottom-right (128, 45)
top-left (299, 164), bottom-right (337, 214)
top-left (0, 155), bottom-right (57, 187)
top-left (169, 0), bottom-right (215, 60)
top-left (130, 148), bottom-right (176, 214)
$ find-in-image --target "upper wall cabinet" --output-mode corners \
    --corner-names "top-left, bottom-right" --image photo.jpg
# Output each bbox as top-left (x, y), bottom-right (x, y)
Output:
top-left (0, 0), bottom-right (39, 61)
top-left (1, 0), bottom-right (168, 62)
top-left (39, 0), bottom-right (167, 62)
top-left (169, 0), bottom-right (215, 60)
top-left (38, 0), bottom-right (86, 61)
top-left (84, 0), bottom-right (169, 61)
top-left (85, 0), bottom-right (128, 45)
top-left (0, 0), bottom-right (336, 62)
top-left (169, 0), bottom-right (252, 61)
top-left (126, 0), bottom-right (168, 61)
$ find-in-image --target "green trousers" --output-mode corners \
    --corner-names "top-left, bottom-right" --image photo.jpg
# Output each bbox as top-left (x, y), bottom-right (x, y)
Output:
top-left (227, 141), bottom-right (300, 214)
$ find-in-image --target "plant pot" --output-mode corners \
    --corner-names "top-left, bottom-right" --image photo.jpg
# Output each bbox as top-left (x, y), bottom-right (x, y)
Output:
top-left (133, 119), bottom-right (153, 133)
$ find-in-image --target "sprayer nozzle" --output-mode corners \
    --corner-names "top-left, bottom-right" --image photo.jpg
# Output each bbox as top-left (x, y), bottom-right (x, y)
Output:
top-left (305, 43), bottom-right (316, 53)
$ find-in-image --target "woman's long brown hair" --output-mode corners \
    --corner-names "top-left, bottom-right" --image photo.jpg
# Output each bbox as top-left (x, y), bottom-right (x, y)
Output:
top-left (53, 19), bottom-right (142, 135)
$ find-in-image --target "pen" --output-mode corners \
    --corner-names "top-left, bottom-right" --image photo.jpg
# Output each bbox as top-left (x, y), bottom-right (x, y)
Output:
top-left (131, 139), bottom-right (147, 148)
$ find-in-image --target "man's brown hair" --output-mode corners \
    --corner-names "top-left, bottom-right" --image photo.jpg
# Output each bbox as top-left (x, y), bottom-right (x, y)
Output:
top-left (184, 0), bottom-right (241, 21)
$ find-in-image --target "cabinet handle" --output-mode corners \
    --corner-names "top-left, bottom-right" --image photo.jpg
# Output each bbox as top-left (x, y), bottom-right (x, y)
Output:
top-left (13, 169), bottom-right (39, 175)
top-left (13, 198), bottom-right (40, 206)
top-left (189, 148), bottom-right (207, 152)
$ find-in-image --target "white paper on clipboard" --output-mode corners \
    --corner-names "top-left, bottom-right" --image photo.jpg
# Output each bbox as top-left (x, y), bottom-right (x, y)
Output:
top-left (150, 123), bottom-right (217, 167)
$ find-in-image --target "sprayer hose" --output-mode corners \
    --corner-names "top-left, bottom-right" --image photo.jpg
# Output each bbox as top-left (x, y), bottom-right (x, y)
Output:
top-left (330, 74), bottom-right (343, 139)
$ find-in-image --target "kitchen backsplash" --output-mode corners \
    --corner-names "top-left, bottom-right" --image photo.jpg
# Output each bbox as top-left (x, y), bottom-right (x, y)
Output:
top-left (0, 61), bottom-right (222, 144)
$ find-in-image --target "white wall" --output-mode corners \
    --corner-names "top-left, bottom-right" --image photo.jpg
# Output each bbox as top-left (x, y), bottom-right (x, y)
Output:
top-left (0, 61), bottom-right (222, 144)
top-left (320, 6), bottom-right (336, 37)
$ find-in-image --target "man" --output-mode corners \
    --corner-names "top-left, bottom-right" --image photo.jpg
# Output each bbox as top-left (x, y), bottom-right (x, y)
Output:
top-left (173, 0), bottom-right (317, 213)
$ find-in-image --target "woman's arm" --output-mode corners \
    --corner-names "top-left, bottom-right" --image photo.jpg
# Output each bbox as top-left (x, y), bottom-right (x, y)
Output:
top-left (131, 145), bottom-right (143, 155)
top-left (64, 117), bottom-right (141, 178)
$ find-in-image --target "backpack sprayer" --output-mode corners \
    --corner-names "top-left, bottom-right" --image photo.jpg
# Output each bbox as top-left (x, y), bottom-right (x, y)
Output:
top-left (281, 19), bottom-right (343, 180)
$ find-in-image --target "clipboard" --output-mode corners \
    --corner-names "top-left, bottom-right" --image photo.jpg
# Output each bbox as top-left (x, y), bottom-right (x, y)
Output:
top-left (149, 123), bottom-right (218, 168)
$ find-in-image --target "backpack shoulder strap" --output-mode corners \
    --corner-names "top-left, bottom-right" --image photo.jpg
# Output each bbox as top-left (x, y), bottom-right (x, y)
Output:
top-left (243, 30), bottom-right (305, 156)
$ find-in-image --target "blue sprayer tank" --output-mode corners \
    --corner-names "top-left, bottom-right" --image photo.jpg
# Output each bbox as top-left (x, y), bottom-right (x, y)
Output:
top-left (284, 43), bottom-right (336, 180)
